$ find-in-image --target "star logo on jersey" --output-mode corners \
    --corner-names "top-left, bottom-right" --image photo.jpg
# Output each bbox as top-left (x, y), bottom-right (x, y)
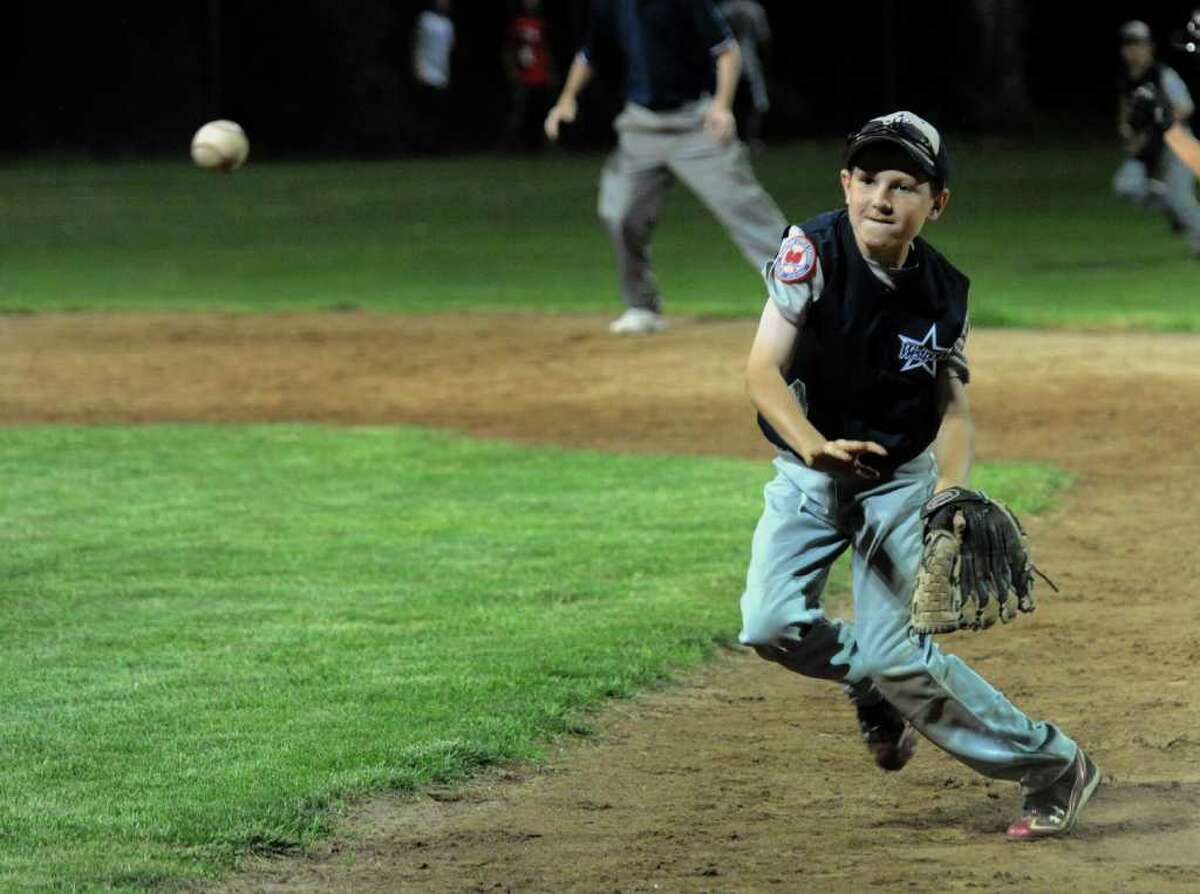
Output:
top-left (897, 324), bottom-right (947, 377)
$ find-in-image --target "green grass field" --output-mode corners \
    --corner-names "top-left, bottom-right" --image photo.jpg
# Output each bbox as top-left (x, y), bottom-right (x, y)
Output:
top-left (2, 142), bottom-right (1198, 328)
top-left (0, 143), bottom-right (1151, 889)
top-left (0, 426), bottom-right (1073, 890)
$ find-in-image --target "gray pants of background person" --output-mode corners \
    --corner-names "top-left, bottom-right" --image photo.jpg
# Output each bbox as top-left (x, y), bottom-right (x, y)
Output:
top-left (1113, 149), bottom-right (1200, 254)
top-left (598, 99), bottom-right (787, 312)
top-left (739, 451), bottom-right (1079, 793)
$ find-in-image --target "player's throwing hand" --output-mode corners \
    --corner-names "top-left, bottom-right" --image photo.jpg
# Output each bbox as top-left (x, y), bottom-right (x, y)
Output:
top-left (703, 104), bottom-right (736, 144)
top-left (544, 97), bottom-right (577, 141)
top-left (807, 439), bottom-right (888, 480)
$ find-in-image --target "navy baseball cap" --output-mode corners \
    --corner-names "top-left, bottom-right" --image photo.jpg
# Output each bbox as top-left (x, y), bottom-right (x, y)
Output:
top-left (845, 110), bottom-right (950, 189)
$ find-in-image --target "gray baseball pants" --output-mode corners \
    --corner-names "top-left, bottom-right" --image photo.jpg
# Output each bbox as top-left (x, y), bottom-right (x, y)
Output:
top-left (1113, 149), bottom-right (1200, 253)
top-left (738, 451), bottom-right (1078, 793)
top-left (598, 99), bottom-right (787, 312)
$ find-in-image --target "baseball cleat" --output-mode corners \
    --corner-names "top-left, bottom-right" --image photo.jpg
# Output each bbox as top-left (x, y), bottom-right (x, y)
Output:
top-left (609, 307), bottom-right (666, 335)
top-left (1006, 748), bottom-right (1100, 841)
top-left (856, 698), bottom-right (917, 772)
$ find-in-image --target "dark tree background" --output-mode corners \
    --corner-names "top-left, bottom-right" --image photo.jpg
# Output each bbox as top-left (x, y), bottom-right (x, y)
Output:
top-left (6, 1), bottom-right (1199, 157)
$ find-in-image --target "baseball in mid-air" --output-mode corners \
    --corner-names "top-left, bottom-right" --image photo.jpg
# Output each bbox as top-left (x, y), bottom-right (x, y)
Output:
top-left (190, 120), bottom-right (249, 172)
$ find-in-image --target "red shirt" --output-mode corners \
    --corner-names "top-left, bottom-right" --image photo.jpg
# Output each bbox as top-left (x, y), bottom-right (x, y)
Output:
top-left (510, 15), bottom-right (551, 87)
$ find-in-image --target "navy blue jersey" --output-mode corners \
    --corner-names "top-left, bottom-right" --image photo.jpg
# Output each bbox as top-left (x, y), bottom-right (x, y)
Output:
top-left (758, 210), bottom-right (970, 475)
top-left (581, 0), bottom-right (733, 111)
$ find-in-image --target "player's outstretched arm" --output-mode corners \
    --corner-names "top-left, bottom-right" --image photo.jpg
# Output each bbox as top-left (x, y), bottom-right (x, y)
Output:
top-left (932, 370), bottom-right (974, 494)
top-left (745, 298), bottom-right (887, 478)
top-left (544, 54), bottom-right (593, 141)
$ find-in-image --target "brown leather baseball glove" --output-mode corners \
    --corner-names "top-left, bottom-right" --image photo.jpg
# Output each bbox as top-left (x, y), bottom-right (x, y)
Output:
top-left (910, 487), bottom-right (1053, 634)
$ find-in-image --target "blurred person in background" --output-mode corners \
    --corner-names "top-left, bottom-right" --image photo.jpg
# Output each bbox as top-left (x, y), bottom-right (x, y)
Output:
top-left (501, 0), bottom-right (557, 153)
top-left (410, 0), bottom-right (455, 152)
top-left (1112, 19), bottom-right (1200, 256)
top-left (544, 0), bottom-right (787, 335)
top-left (718, 0), bottom-right (772, 151)
top-left (1128, 9), bottom-right (1200, 183)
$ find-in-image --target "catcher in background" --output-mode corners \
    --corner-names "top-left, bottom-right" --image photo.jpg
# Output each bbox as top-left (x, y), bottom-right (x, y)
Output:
top-left (1128, 11), bottom-right (1200, 180)
top-left (737, 112), bottom-right (1100, 840)
top-left (1112, 19), bottom-right (1200, 256)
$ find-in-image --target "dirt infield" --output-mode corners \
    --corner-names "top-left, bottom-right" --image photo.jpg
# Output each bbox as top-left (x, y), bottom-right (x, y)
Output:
top-left (3, 314), bottom-right (1198, 892)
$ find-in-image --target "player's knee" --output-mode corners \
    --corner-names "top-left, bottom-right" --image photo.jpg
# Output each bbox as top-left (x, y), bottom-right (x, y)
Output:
top-left (597, 188), bottom-right (629, 224)
top-left (738, 616), bottom-right (785, 651)
top-left (734, 600), bottom-right (801, 648)
top-left (740, 622), bottom-right (799, 667)
top-left (601, 208), bottom-right (653, 244)
top-left (597, 201), bottom-right (618, 228)
top-left (738, 613), bottom-right (801, 662)
top-left (742, 617), bottom-right (857, 683)
top-left (1112, 179), bottom-right (1142, 203)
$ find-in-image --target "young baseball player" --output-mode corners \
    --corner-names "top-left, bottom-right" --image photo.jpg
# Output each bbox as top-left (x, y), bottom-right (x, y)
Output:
top-left (1113, 20), bottom-right (1200, 254)
top-left (738, 111), bottom-right (1100, 839)
top-left (1128, 10), bottom-right (1200, 179)
top-left (544, 0), bottom-right (787, 335)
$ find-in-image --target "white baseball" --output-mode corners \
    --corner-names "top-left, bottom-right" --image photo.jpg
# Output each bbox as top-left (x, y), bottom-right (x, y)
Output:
top-left (190, 120), bottom-right (250, 172)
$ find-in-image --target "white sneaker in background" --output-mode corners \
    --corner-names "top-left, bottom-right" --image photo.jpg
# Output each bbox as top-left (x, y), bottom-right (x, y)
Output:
top-left (608, 307), bottom-right (666, 335)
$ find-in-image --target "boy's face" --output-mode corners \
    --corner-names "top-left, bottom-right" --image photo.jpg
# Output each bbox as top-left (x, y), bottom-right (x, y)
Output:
top-left (840, 145), bottom-right (948, 264)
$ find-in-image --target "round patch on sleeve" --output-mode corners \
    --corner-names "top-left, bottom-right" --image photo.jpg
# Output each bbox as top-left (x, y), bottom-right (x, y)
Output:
top-left (774, 233), bottom-right (817, 283)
